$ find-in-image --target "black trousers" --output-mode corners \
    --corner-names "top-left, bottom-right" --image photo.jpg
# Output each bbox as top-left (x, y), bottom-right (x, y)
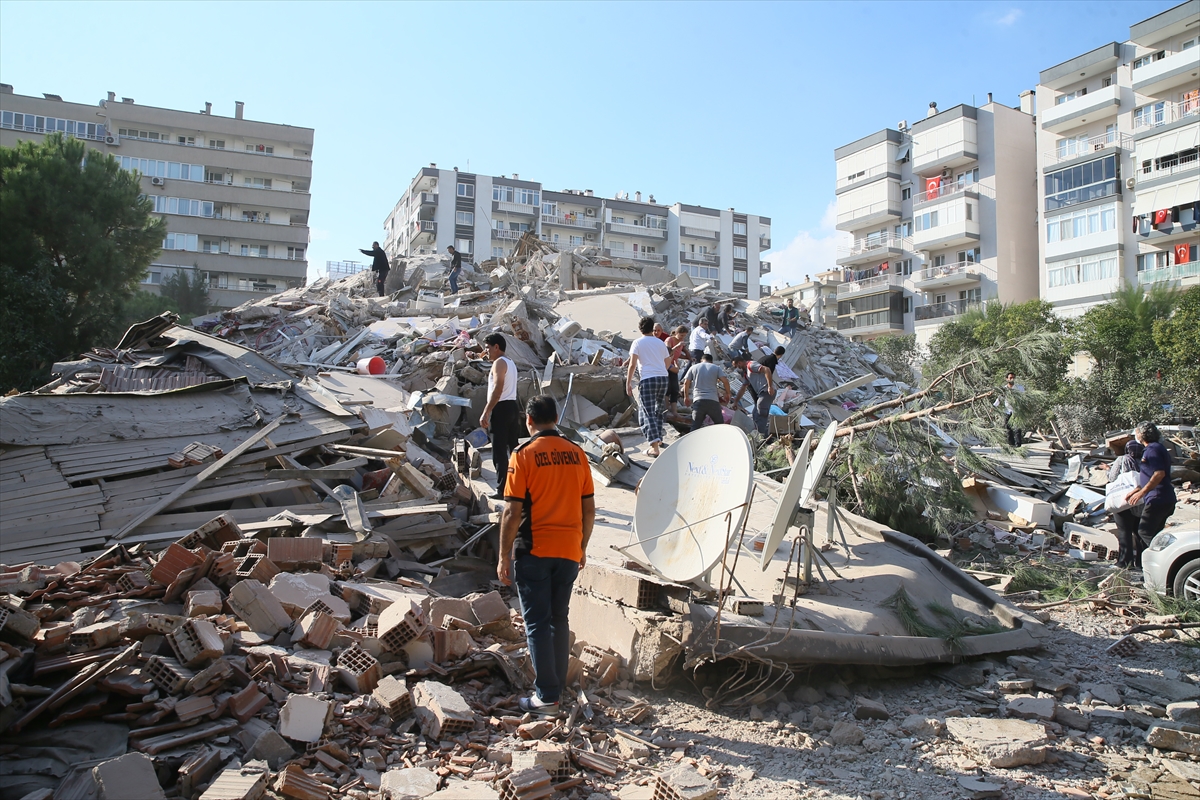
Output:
top-left (1113, 508), bottom-right (1141, 567)
top-left (1005, 413), bottom-right (1023, 446)
top-left (1136, 500), bottom-right (1176, 562)
top-left (690, 399), bottom-right (724, 431)
top-left (374, 268), bottom-right (389, 297)
top-left (491, 399), bottom-right (521, 494)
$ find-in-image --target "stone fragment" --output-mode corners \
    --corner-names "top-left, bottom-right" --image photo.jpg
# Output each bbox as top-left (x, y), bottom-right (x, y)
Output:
top-left (186, 589), bottom-right (224, 618)
top-left (937, 663), bottom-right (987, 687)
top-left (278, 694), bottom-right (331, 743)
top-left (381, 767), bottom-right (440, 800)
top-left (997, 679), bottom-right (1035, 693)
top-left (1006, 695), bottom-right (1056, 721)
top-left (228, 579), bottom-right (292, 636)
top-left (1167, 700), bottom-right (1200, 724)
top-left (1125, 676), bottom-right (1200, 703)
top-left (793, 685), bottom-right (824, 704)
top-left (653, 764), bottom-right (717, 800)
top-left (269, 573), bottom-right (351, 621)
top-left (1054, 706), bottom-right (1091, 731)
top-left (469, 591), bottom-right (509, 625)
top-left (93, 753), bottom-right (166, 800)
top-left (247, 729), bottom-right (296, 770)
top-left (945, 717), bottom-right (1049, 768)
top-left (199, 762), bottom-right (270, 800)
top-left (824, 683), bottom-right (851, 698)
top-left (957, 777), bottom-right (1003, 799)
top-left (1146, 725), bottom-right (1200, 755)
top-left (413, 680), bottom-right (475, 739)
top-left (1082, 683), bottom-right (1122, 707)
top-left (852, 695), bottom-right (889, 720)
top-left (828, 720), bottom-right (866, 746)
top-left (1163, 758), bottom-right (1200, 784)
top-left (900, 714), bottom-right (942, 739)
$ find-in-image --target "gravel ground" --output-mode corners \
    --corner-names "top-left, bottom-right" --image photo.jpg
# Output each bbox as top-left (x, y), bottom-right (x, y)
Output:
top-left (610, 604), bottom-right (1200, 800)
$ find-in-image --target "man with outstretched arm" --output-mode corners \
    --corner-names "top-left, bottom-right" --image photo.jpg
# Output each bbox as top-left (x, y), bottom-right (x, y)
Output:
top-left (497, 396), bottom-right (595, 717)
top-left (359, 241), bottom-right (391, 297)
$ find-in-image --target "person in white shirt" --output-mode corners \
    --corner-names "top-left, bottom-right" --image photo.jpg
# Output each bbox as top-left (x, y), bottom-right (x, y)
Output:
top-left (626, 316), bottom-right (673, 458)
top-left (481, 333), bottom-right (519, 499)
top-left (688, 318), bottom-right (712, 363)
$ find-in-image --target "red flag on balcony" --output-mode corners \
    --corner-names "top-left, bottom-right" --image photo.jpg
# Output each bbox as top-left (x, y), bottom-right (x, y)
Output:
top-left (880, 261), bottom-right (889, 272)
top-left (926, 177), bottom-right (941, 199)
top-left (1154, 209), bottom-right (1170, 226)
top-left (1176, 243), bottom-right (1191, 265)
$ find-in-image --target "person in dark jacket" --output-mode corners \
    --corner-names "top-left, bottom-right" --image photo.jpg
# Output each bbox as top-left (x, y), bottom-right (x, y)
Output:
top-left (1124, 421), bottom-right (1177, 566)
top-left (359, 242), bottom-right (390, 297)
top-left (447, 246), bottom-right (463, 294)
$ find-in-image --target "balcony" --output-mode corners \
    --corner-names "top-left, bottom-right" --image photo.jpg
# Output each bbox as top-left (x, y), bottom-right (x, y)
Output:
top-left (1041, 84), bottom-right (1120, 134)
top-left (680, 251), bottom-right (719, 264)
top-left (608, 221), bottom-right (667, 238)
top-left (837, 272), bottom-right (905, 298)
top-left (604, 248), bottom-right (666, 264)
top-left (760, 261), bottom-right (771, 275)
top-left (491, 228), bottom-right (525, 241)
top-left (495, 200), bottom-right (538, 215)
top-left (912, 260), bottom-right (997, 290)
top-left (681, 226), bottom-right (719, 240)
top-left (836, 311), bottom-right (905, 336)
top-left (835, 198), bottom-right (902, 232)
top-left (836, 162), bottom-right (893, 193)
top-left (837, 233), bottom-right (910, 266)
top-left (911, 198), bottom-right (982, 250)
top-left (914, 180), bottom-right (994, 208)
top-left (1043, 132), bottom-right (1132, 168)
top-left (915, 299), bottom-right (981, 323)
top-left (912, 126), bottom-right (978, 174)
top-left (418, 191), bottom-right (438, 205)
top-left (1138, 262), bottom-right (1200, 286)
top-left (1131, 98), bottom-right (1200, 132)
top-left (760, 284), bottom-right (772, 297)
top-left (1132, 47), bottom-right (1200, 97)
top-left (759, 235), bottom-right (771, 250)
top-left (412, 220), bottom-right (436, 241)
top-left (541, 213), bottom-right (599, 229)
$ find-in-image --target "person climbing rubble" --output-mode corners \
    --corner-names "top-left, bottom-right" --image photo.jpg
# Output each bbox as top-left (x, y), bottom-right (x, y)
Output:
top-left (359, 241), bottom-right (391, 297)
top-left (447, 245), bottom-right (463, 294)
top-left (683, 353), bottom-right (730, 432)
top-left (626, 316), bottom-right (672, 458)
top-left (732, 346), bottom-right (784, 437)
top-left (481, 333), bottom-right (520, 499)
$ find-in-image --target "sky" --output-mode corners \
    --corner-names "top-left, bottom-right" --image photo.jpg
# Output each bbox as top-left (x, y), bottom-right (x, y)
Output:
top-left (0, 0), bottom-right (1174, 289)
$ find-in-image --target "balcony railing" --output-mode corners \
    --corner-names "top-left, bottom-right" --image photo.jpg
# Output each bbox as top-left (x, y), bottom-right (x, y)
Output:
top-left (836, 162), bottom-right (892, 191)
top-left (759, 235), bottom-right (771, 248)
top-left (760, 284), bottom-right (772, 296)
top-left (680, 251), bottom-right (718, 264)
top-left (836, 199), bottom-right (899, 227)
top-left (837, 233), bottom-right (911, 259)
top-left (1044, 132), bottom-right (1133, 167)
top-left (496, 200), bottom-right (538, 214)
top-left (1138, 262), bottom-right (1200, 285)
top-left (1131, 98), bottom-right (1200, 132)
top-left (0, 120), bottom-right (106, 141)
top-left (914, 181), bottom-right (995, 205)
top-left (491, 228), bottom-right (525, 241)
top-left (605, 248), bottom-right (666, 263)
top-left (1140, 151), bottom-right (1200, 179)
top-left (541, 214), bottom-right (598, 229)
top-left (760, 261), bottom-right (771, 275)
top-left (418, 191), bottom-right (438, 204)
top-left (412, 220), bottom-right (436, 237)
top-left (915, 299), bottom-right (980, 322)
top-left (837, 272), bottom-right (905, 297)
top-left (681, 226), bottom-right (719, 239)
top-left (609, 221), bottom-right (667, 238)
top-left (203, 178), bottom-right (309, 194)
top-left (912, 260), bottom-right (997, 285)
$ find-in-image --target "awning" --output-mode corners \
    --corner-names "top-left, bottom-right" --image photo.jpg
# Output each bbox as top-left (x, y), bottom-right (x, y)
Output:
top-left (1134, 125), bottom-right (1200, 168)
top-left (1134, 178), bottom-right (1200, 213)
top-left (895, 143), bottom-right (911, 163)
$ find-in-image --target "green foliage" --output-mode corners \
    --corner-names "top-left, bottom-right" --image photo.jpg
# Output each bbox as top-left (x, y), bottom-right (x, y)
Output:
top-left (161, 267), bottom-right (210, 317)
top-left (1153, 285), bottom-right (1200, 389)
top-left (115, 291), bottom-right (180, 334)
top-left (871, 333), bottom-right (919, 382)
top-left (882, 587), bottom-right (1006, 648)
top-left (0, 133), bottom-right (165, 391)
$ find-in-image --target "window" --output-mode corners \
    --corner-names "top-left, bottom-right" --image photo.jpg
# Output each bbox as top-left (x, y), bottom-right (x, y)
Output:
top-left (1132, 51), bottom-right (1165, 69)
top-left (455, 210), bottom-right (474, 226)
top-left (1133, 102), bottom-right (1166, 128)
top-left (118, 128), bottom-right (162, 141)
top-left (243, 176), bottom-right (273, 189)
top-left (1149, 145), bottom-right (1200, 176)
top-left (1102, 75), bottom-right (1113, 88)
top-left (542, 202), bottom-right (556, 216)
top-left (646, 215), bottom-right (668, 230)
top-left (492, 247), bottom-right (504, 258)
top-left (934, 293), bottom-right (947, 305)
top-left (1104, 124), bottom-right (1117, 143)
top-left (152, 197), bottom-right (214, 218)
top-left (733, 270), bottom-right (748, 283)
top-left (492, 185), bottom-right (539, 205)
top-left (901, 187), bottom-right (912, 201)
top-left (960, 287), bottom-right (982, 304)
top-left (1044, 155), bottom-right (1119, 211)
top-left (245, 143), bottom-right (274, 154)
top-left (454, 238), bottom-right (472, 254)
top-left (1056, 88), bottom-right (1087, 105)
top-left (956, 168), bottom-right (979, 187)
top-left (957, 248), bottom-right (981, 263)
top-left (241, 210), bottom-right (269, 223)
top-left (3, 112), bottom-right (104, 139)
top-left (1045, 203), bottom-right (1118, 243)
top-left (965, 203), bottom-right (973, 221)
top-left (569, 236), bottom-right (583, 246)
top-left (915, 210), bottom-right (939, 231)
top-left (733, 221), bottom-right (747, 235)
top-left (287, 247), bottom-right (305, 260)
top-left (612, 217), bottom-right (625, 224)
top-left (903, 296), bottom-right (912, 314)
top-left (205, 170), bottom-right (229, 185)
top-left (143, 269), bottom-right (161, 285)
top-left (1056, 134), bottom-right (1091, 159)
top-left (733, 246), bottom-right (748, 259)
top-left (1137, 251), bottom-right (1170, 272)
top-left (898, 259), bottom-right (912, 276)
top-left (457, 183), bottom-right (474, 198)
top-left (687, 265), bottom-right (720, 280)
top-left (240, 244), bottom-right (269, 257)
top-left (202, 239), bottom-right (225, 254)
top-left (208, 139), bottom-right (225, 149)
top-left (163, 233), bottom-right (198, 251)
top-left (1047, 254), bottom-right (1119, 286)
top-left (178, 136), bottom-right (196, 146)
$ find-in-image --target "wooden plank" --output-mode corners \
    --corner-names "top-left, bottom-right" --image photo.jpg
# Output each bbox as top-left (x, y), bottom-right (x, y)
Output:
top-left (2, 520), bottom-right (103, 545)
top-left (111, 417), bottom-right (284, 541)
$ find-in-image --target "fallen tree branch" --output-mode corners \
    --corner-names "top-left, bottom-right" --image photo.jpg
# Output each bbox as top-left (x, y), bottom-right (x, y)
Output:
top-left (835, 391), bottom-right (995, 439)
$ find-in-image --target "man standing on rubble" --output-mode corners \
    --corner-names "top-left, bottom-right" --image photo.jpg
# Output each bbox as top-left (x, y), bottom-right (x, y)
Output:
top-left (497, 396), bottom-right (595, 717)
top-left (627, 317), bottom-right (673, 458)
top-left (780, 298), bottom-right (800, 334)
top-left (359, 241), bottom-right (391, 297)
top-left (728, 325), bottom-right (755, 361)
top-left (447, 246), bottom-right (463, 294)
top-left (481, 333), bottom-right (520, 500)
top-left (998, 372), bottom-right (1025, 447)
top-left (733, 346), bottom-right (784, 437)
top-left (683, 353), bottom-right (730, 431)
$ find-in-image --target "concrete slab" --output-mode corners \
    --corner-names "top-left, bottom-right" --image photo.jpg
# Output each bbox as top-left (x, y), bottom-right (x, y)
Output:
top-left (93, 752), bottom-right (166, 800)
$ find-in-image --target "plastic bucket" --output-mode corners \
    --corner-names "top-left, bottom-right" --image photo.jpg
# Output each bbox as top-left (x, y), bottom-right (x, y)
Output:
top-left (357, 356), bottom-right (385, 375)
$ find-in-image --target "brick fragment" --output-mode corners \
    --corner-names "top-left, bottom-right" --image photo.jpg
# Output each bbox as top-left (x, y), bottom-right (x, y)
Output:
top-left (229, 683), bottom-right (270, 723)
top-left (150, 542), bottom-right (203, 586)
top-left (336, 642), bottom-right (382, 693)
top-left (372, 675), bottom-right (414, 718)
top-left (168, 618), bottom-right (225, 668)
top-left (275, 764), bottom-right (329, 800)
top-left (413, 680), bottom-right (474, 739)
top-left (295, 610), bottom-right (339, 649)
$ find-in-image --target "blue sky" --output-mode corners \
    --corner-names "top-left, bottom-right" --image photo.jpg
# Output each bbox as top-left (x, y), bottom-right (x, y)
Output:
top-left (0, 0), bottom-right (1172, 288)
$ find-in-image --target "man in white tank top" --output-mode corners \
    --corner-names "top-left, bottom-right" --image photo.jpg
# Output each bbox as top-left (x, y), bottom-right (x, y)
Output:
top-left (481, 333), bottom-right (520, 499)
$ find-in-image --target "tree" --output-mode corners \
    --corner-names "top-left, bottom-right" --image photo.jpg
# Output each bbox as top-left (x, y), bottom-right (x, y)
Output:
top-left (0, 133), bottom-right (165, 391)
top-left (1152, 284), bottom-right (1199, 388)
top-left (871, 333), bottom-right (919, 382)
top-left (161, 267), bottom-right (210, 318)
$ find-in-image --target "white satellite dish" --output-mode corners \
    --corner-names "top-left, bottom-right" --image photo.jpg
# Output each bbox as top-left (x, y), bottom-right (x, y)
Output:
top-left (759, 430), bottom-right (813, 571)
top-left (633, 425), bottom-right (754, 583)
top-left (800, 421), bottom-right (838, 511)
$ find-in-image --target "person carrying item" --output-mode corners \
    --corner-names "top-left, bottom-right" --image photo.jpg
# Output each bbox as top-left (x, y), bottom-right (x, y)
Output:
top-left (718, 303), bottom-right (736, 333)
top-left (1108, 439), bottom-right (1146, 569)
top-left (1124, 421), bottom-right (1177, 566)
top-left (480, 333), bottom-right (520, 500)
top-left (447, 246), bottom-right (463, 294)
top-left (688, 317), bottom-right (713, 363)
top-left (733, 346), bottom-right (784, 437)
top-left (728, 325), bottom-right (755, 361)
top-left (626, 316), bottom-right (672, 458)
top-left (683, 353), bottom-right (730, 432)
top-left (497, 396), bottom-right (595, 717)
top-left (780, 298), bottom-right (800, 334)
top-left (359, 241), bottom-right (391, 297)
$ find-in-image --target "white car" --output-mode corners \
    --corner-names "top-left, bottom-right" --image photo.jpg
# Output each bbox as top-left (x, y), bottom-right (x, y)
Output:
top-left (1142, 527), bottom-right (1200, 601)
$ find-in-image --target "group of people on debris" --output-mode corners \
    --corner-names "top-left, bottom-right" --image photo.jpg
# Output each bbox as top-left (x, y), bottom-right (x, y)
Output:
top-left (359, 242), bottom-right (463, 297)
top-left (1107, 421), bottom-right (1178, 570)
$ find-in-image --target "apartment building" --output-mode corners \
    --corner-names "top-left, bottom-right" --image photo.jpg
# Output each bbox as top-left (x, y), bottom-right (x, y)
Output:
top-left (832, 99), bottom-right (1039, 347)
top-left (0, 86), bottom-right (313, 310)
top-left (1034, 0), bottom-right (1199, 317)
top-left (383, 166), bottom-right (772, 299)
top-left (771, 270), bottom-right (843, 329)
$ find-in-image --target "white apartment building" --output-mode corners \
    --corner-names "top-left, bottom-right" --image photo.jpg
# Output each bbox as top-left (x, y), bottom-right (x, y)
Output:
top-left (0, 86), bottom-right (313, 310)
top-left (1034, 0), bottom-right (1199, 317)
top-left (833, 100), bottom-right (1039, 347)
top-left (383, 166), bottom-right (772, 299)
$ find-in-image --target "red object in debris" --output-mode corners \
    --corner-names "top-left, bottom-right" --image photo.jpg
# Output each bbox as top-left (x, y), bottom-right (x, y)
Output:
top-left (357, 356), bottom-right (385, 375)
top-left (362, 467), bottom-right (392, 492)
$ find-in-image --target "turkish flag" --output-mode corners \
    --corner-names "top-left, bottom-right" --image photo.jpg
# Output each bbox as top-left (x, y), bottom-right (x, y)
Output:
top-left (1176, 243), bottom-right (1191, 264)
top-left (880, 262), bottom-right (889, 271)
top-left (1155, 209), bottom-right (1170, 225)
top-left (926, 177), bottom-right (941, 199)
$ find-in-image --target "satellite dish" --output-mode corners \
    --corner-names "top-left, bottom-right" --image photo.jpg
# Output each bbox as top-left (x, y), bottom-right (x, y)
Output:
top-left (633, 425), bottom-right (754, 583)
top-left (800, 421), bottom-right (838, 511)
top-left (759, 430), bottom-right (813, 571)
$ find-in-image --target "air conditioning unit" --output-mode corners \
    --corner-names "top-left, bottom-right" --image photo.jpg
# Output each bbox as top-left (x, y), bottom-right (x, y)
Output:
top-left (941, 168), bottom-right (952, 178)
top-left (585, 207), bottom-right (596, 216)
top-left (585, 233), bottom-right (596, 241)
top-left (105, 134), bottom-right (119, 146)
top-left (430, 178), bottom-right (437, 187)
top-left (1126, 177), bottom-right (1137, 190)
top-left (150, 176), bottom-right (165, 187)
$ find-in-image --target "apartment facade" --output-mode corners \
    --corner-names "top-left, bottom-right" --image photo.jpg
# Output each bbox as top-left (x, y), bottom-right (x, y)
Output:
top-left (1034, 0), bottom-right (1199, 317)
top-left (832, 101), bottom-right (1039, 347)
top-left (383, 166), bottom-right (772, 299)
top-left (0, 86), bottom-right (314, 310)
top-left (772, 269), bottom-right (843, 329)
